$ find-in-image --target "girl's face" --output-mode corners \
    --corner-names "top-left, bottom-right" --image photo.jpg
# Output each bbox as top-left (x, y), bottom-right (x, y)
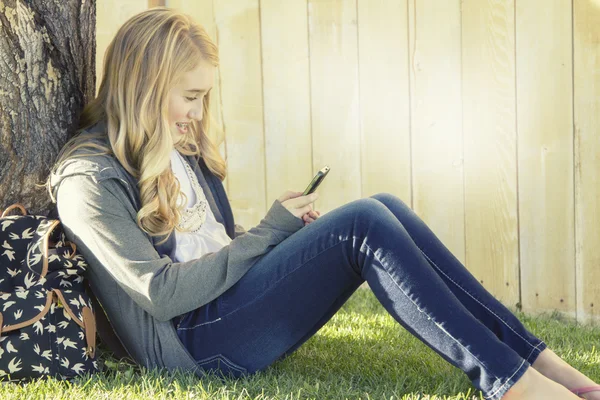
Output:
top-left (167, 59), bottom-right (215, 139)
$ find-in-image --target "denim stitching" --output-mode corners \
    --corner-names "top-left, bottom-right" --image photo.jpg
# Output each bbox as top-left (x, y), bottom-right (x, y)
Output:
top-left (197, 354), bottom-right (247, 373)
top-left (484, 358), bottom-right (527, 399)
top-left (219, 355), bottom-right (247, 373)
top-left (365, 242), bottom-right (498, 382)
top-left (523, 340), bottom-right (545, 364)
top-left (372, 195), bottom-right (542, 358)
top-left (196, 354), bottom-right (222, 365)
top-left (417, 249), bottom-right (541, 351)
top-left (177, 317), bottom-right (222, 331)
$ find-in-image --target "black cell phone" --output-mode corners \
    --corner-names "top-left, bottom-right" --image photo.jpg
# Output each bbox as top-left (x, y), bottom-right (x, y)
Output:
top-left (302, 166), bottom-right (330, 196)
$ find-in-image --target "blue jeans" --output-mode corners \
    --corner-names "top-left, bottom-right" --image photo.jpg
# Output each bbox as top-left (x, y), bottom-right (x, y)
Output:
top-left (174, 193), bottom-right (546, 400)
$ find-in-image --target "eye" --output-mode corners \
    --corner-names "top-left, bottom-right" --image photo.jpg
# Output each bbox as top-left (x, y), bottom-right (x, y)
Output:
top-left (185, 96), bottom-right (198, 102)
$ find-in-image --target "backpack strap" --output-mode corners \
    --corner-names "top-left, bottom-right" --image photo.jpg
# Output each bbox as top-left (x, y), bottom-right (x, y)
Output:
top-left (81, 306), bottom-right (96, 358)
top-left (52, 289), bottom-right (97, 358)
top-left (1, 203), bottom-right (27, 217)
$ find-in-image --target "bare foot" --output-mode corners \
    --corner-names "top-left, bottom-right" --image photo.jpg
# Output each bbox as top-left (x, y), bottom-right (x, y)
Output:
top-left (502, 367), bottom-right (581, 399)
top-left (532, 349), bottom-right (600, 400)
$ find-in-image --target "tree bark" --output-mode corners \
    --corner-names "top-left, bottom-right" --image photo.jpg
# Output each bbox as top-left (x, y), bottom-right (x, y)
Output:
top-left (0, 0), bottom-right (95, 215)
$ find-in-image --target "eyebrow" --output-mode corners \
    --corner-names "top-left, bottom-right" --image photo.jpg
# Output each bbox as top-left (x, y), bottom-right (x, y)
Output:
top-left (185, 87), bottom-right (213, 94)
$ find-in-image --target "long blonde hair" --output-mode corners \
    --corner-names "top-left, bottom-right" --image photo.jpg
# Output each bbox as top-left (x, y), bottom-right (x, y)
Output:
top-left (49, 7), bottom-right (226, 243)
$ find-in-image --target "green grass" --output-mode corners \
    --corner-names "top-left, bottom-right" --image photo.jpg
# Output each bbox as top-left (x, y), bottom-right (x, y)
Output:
top-left (2, 288), bottom-right (599, 400)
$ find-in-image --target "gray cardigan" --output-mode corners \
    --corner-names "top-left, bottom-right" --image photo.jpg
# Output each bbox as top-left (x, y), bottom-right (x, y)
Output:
top-left (49, 122), bottom-right (305, 375)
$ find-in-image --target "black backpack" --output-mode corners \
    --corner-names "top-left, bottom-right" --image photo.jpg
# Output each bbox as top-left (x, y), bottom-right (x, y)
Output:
top-left (0, 203), bottom-right (98, 381)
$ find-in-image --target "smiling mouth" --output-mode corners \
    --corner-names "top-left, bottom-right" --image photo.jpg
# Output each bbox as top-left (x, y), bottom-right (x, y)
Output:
top-left (176, 122), bottom-right (190, 133)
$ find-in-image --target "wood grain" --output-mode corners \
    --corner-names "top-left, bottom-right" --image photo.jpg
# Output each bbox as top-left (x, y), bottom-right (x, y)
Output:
top-left (462, 0), bottom-right (519, 305)
top-left (357, 0), bottom-right (411, 203)
top-left (516, 0), bottom-right (575, 316)
top-left (574, 0), bottom-right (600, 323)
top-left (260, 0), bottom-right (312, 210)
top-left (408, 0), bottom-right (465, 263)
top-left (307, 0), bottom-right (361, 212)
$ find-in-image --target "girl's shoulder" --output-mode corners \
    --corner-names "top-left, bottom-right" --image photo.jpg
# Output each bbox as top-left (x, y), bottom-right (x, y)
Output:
top-left (58, 120), bottom-right (130, 181)
top-left (50, 133), bottom-right (135, 203)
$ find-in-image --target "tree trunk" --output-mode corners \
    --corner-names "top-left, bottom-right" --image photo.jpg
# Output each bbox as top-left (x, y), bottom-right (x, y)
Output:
top-left (0, 0), bottom-right (95, 215)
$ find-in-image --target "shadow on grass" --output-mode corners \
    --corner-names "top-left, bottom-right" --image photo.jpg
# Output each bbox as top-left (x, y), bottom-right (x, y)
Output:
top-left (83, 329), bottom-right (473, 400)
top-left (13, 288), bottom-right (598, 400)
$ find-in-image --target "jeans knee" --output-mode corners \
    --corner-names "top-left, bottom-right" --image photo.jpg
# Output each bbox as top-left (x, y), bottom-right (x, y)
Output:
top-left (351, 197), bottom-right (392, 222)
top-left (370, 192), bottom-right (410, 211)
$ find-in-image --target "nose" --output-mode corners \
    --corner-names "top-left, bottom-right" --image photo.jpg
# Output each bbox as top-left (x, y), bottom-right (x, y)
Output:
top-left (188, 106), bottom-right (203, 122)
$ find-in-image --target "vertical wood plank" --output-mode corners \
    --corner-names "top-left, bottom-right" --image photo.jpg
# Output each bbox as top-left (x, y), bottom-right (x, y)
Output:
top-left (168, 0), bottom-right (229, 194)
top-left (408, 0), bottom-right (465, 263)
top-left (260, 0), bottom-right (312, 208)
top-left (213, 0), bottom-right (265, 227)
top-left (357, 0), bottom-right (411, 202)
top-left (462, 0), bottom-right (519, 305)
top-left (96, 0), bottom-right (148, 94)
top-left (574, 0), bottom-right (600, 323)
top-left (516, 0), bottom-right (575, 316)
top-left (308, 0), bottom-right (361, 211)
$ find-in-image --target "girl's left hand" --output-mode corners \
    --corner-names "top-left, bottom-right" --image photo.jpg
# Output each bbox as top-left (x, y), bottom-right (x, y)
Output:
top-left (302, 210), bottom-right (320, 226)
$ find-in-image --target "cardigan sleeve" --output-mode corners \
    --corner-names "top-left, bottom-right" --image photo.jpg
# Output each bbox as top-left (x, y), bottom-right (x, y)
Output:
top-left (233, 223), bottom-right (246, 238)
top-left (55, 175), bottom-right (305, 321)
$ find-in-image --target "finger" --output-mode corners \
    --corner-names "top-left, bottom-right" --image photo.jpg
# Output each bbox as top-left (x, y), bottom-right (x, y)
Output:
top-left (279, 190), bottom-right (303, 203)
top-left (293, 193), bottom-right (318, 208)
top-left (298, 204), bottom-right (315, 217)
top-left (277, 190), bottom-right (293, 203)
top-left (305, 210), bottom-right (317, 219)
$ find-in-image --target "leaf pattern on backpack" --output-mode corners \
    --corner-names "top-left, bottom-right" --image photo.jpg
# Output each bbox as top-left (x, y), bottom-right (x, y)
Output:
top-left (0, 210), bottom-right (98, 382)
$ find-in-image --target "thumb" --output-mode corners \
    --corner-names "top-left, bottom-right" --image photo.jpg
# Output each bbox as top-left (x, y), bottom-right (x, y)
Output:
top-left (278, 190), bottom-right (303, 203)
top-left (297, 192), bottom-right (318, 206)
top-left (289, 191), bottom-right (304, 200)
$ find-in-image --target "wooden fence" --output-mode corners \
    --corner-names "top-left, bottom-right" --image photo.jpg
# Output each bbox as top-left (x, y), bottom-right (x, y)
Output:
top-left (97, 0), bottom-right (600, 323)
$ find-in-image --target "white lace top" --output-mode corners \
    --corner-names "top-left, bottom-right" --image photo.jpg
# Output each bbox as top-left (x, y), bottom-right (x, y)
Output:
top-left (169, 150), bottom-right (232, 262)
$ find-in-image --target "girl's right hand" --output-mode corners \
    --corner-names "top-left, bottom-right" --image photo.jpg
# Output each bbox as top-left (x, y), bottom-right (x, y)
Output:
top-left (277, 191), bottom-right (319, 219)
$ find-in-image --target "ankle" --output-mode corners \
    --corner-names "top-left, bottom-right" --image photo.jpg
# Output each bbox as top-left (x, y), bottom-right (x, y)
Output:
top-left (533, 349), bottom-right (599, 391)
top-left (532, 349), bottom-right (555, 371)
top-left (502, 367), bottom-right (581, 399)
top-left (503, 367), bottom-right (535, 398)
top-left (532, 349), bottom-right (568, 379)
